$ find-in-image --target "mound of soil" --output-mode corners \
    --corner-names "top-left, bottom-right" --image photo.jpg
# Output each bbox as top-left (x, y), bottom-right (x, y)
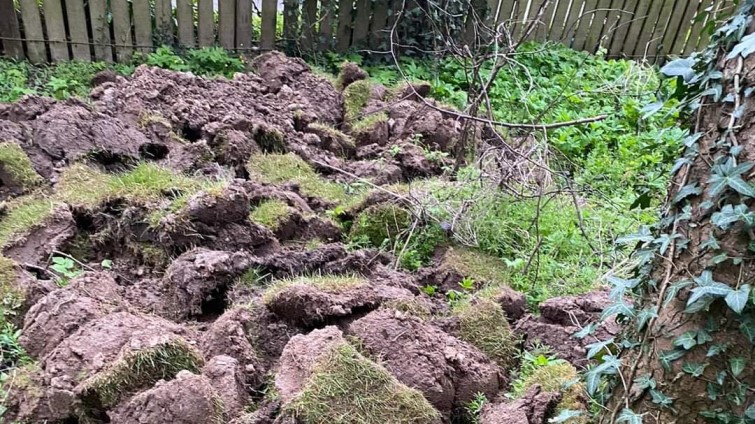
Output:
top-left (0, 52), bottom-right (607, 424)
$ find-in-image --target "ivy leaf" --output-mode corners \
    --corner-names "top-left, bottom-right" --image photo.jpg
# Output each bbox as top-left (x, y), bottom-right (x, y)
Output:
top-left (633, 374), bottom-right (656, 390)
top-left (707, 343), bottom-right (728, 357)
top-left (635, 307), bottom-right (657, 331)
top-left (729, 357), bottom-right (745, 377)
top-left (671, 157), bottom-right (691, 175)
top-left (727, 176), bottom-right (755, 197)
top-left (548, 410), bottom-right (584, 423)
top-left (673, 183), bottom-right (702, 204)
top-left (673, 331), bottom-right (698, 350)
top-left (740, 319), bottom-right (755, 344)
top-left (616, 227), bottom-right (653, 245)
top-left (696, 329), bottom-right (713, 344)
top-left (724, 284), bottom-right (751, 314)
top-left (601, 301), bottom-right (635, 321)
top-left (573, 323), bottom-right (597, 339)
top-left (616, 408), bottom-right (643, 424)
top-left (745, 403), bottom-right (755, 419)
top-left (726, 33), bottom-right (755, 59)
top-left (664, 280), bottom-right (692, 307)
top-left (584, 356), bottom-right (620, 395)
top-left (682, 362), bottom-right (707, 377)
top-left (708, 174), bottom-right (729, 197)
top-left (661, 57), bottom-right (697, 82)
top-left (586, 338), bottom-right (614, 360)
top-left (641, 101), bottom-right (665, 120)
top-left (659, 349), bottom-right (686, 371)
top-left (650, 389), bottom-right (674, 407)
top-left (700, 233), bottom-right (720, 250)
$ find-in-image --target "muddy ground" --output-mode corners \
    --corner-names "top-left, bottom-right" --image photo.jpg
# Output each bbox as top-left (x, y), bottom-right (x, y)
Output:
top-left (0, 52), bottom-right (612, 424)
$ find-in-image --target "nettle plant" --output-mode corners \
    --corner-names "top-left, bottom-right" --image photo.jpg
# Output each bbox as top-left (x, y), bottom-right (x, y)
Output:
top-left (583, 3), bottom-right (755, 423)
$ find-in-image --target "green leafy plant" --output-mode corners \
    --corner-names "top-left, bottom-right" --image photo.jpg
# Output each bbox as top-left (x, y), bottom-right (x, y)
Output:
top-left (465, 392), bottom-right (488, 424)
top-left (49, 256), bottom-right (83, 286)
top-left (420, 285), bottom-right (437, 297)
top-left (459, 276), bottom-right (475, 291)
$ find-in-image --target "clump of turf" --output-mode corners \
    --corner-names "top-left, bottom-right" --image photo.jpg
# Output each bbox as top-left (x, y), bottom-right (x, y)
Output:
top-left (343, 79), bottom-right (373, 123)
top-left (246, 153), bottom-right (350, 204)
top-left (453, 298), bottom-right (517, 369)
top-left (262, 274), bottom-right (365, 304)
top-left (254, 127), bottom-right (286, 153)
top-left (284, 342), bottom-right (440, 424)
top-left (0, 197), bottom-right (54, 248)
top-left (515, 361), bottom-right (587, 422)
top-left (349, 203), bottom-right (412, 247)
top-left (382, 298), bottom-right (431, 319)
top-left (440, 247), bottom-right (509, 287)
top-left (0, 256), bottom-right (23, 318)
top-left (249, 199), bottom-right (291, 230)
top-left (79, 338), bottom-right (204, 409)
top-left (0, 142), bottom-right (43, 191)
top-left (351, 112), bottom-right (389, 136)
top-left (307, 123), bottom-right (355, 157)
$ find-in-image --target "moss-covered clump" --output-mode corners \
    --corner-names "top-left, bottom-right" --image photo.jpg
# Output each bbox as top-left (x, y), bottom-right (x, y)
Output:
top-left (349, 203), bottom-right (412, 248)
top-left (250, 199), bottom-right (291, 231)
top-left (0, 142), bottom-right (43, 192)
top-left (440, 247), bottom-right (509, 287)
top-left (351, 112), bottom-right (388, 136)
top-left (382, 298), bottom-right (431, 319)
top-left (515, 361), bottom-right (587, 422)
top-left (262, 274), bottom-right (365, 304)
top-left (343, 80), bottom-right (373, 123)
top-left (0, 197), bottom-right (54, 248)
top-left (255, 127), bottom-right (286, 153)
top-left (246, 153), bottom-right (350, 204)
top-left (307, 123), bottom-right (355, 157)
top-left (285, 342), bottom-right (440, 424)
top-left (0, 256), bottom-right (23, 319)
top-left (453, 298), bottom-right (517, 369)
top-left (79, 338), bottom-right (204, 409)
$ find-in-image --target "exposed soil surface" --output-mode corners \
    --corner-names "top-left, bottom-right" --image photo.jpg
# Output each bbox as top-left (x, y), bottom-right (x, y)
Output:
top-left (0, 52), bottom-right (604, 423)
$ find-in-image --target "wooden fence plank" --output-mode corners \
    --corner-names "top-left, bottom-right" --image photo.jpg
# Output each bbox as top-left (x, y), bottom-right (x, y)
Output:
top-left (111, 0), bottom-right (133, 62)
top-left (630, 0), bottom-right (664, 58)
top-left (562, 0), bottom-right (585, 45)
top-left (689, 0), bottom-right (724, 54)
top-left (65, 0), bottom-right (90, 60)
top-left (88, 0), bottom-right (111, 61)
top-left (609, 0), bottom-right (638, 56)
top-left (548, 0), bottom-right (571, 40)
top-left (261, 0), bottom-right (278, 50)
top-left (198, 0), bottom-right (215, 46)
top-left (659, 0), bottom-right (686, 57)
top-left (583, 0), bottom-right (611, 52)
top-left (236, 0), bottom-right (252, 50)
top-left (43, 0), bottom-right (68, 61)
top-left (133, 0), bottom-right (153, 53)
top-left (177, 0), bottom-right (195, 47)
top-left (18, 0), bottom-right (45, 62)
top-left (599, 0), bottom-right (627, 51)
top-left (319, 0), bottom-right (335, 49)
top-left (155, 0), bottom-right (173, 39)
top-left (667, 0), bottom-right (697, 56)
top-left (509, 0), bottom-right (527, 40)
top-left (369, 0), bottom-right (389, 49)
top-left (218, 0), bottom-right (235, 49)
top-left (282, 0), bottom-right (300, 47)
top-left (351, 0), bottom-right (371, 47)
top-left (335, 0), bottom-right (353, 52)
top-left (618, 0), bottom-right (650, 57)
top-left (644, 0), bottom-right (675, 60)
top-left (677, 0), bottom-right (705, 55)
top-left (301, 0), bottom-right (318, 50)
top-left (0, 0), bottom-right (24, 58)
top-left (572, 0), bottom-right (598, 51)
top-left (534, 0), bottom-right (558, 41)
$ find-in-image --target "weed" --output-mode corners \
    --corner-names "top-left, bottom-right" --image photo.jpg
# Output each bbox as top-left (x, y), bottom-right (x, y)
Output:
top-left (420, 285), bottom-right (437, 297)
top-left (0, 142), bottom-right (43, 191)
top-left (49, 256), bottom-right (83, 286)
top-left (389, 145), bottom-right (403, 156)
top-left (351, 112), bottom-right (389, 135)
top-left (459, 276), bottom-right (476, 291)
top-left (465, 392), bottom-right (488, 424)
top-left (349, 203), bottom-right (412, 248)
top-left (0, 257), bottom-right (23, 324)
top-left (238, 267), bottom-right (271, 287)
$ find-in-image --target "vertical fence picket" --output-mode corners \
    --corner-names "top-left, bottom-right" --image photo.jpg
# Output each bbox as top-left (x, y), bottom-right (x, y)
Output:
top-left (283, 0), bottom-right (300, 47)
top-left (689, 0), bottom-right (725, 54)
top-left (198, 0), bottom-right (215, 47)
top-left (562, 0), bottom-right (585, 45)
top-left (608, 0), bottom-right (637, 56)
top-left (261, 0), bottom-right (278, 50)
top-left (599, 0), bottom-right (627, 51)
top-left (0, 0), bottom-right (24, 58)
top-left (65, 0), bottom-right (91, 60)
top-left (111, 0), bottom-right (133, 62)
top-left (236, 0), bottom-right (252, 50)
top-left (219, 0), bottom-right (236, 49)
top-left (571, 0), bottom-right (598, 50)
top-left (618, 0), bottom-right (650, 57)
top-left (548, 0), bottom-right (570, 40)
top-left (644, 0), bottom-right (676, 61)
top-left (177, 0), bottom-right (195, 47)
top-left (155, 0), bottom-right (173, 39)
top-left (133, 0), bottom-right (153, 53)
top-left (533, 0), bottom-right (558, 42)
top-left (369, 0), bottom-right (389, 49)
top-left (44, 0), bottom-right (69, 61)
top-left (630, 0), bottom-right (664, 58)
top-left (301, 0), bottom-right (318, 50)
top-left (88, 0), bottom-right (111, 61)
top-left (336, 0), bottom-right (353, 51)
top-left (582, 0), bottom-right (611, 52)
top-left (319, 0), bottom-right (335, 49)
top-left (351, 0), bottom-right (371, 47)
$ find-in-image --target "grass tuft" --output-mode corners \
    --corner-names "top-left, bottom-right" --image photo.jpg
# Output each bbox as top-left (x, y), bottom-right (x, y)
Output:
top-left (453, 298), bottom-right (518, 369)
top-left (0, 197), bottom-right (54, 248)
top-left (440, 247), bottom-right (509, 287)
top-left (285, 342), bottom-right (440, 424)
top-left (79, 338), bottom-right (204, 409)
top-left (343, 80), bottom-right (373, 123)
top-left (349, 203), bottom-right (412, 248)
top-left (262, 274), bottom-right (365, 304)
top-left (250, 199), bottom-right (291, 230)
top-left (0, 142), bottom-right (43, 191)
top-left (514, 361), bottom-right (588, 422)
top-left (351, 112), bottom-right (388, 135)
top-left (0, 256), bottom-right (23, 319)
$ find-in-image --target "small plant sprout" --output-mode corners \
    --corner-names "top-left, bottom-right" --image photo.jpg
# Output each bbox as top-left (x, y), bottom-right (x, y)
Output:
top-left (459, 276), bottom-right (476, 291)
top-left (389, 145), bottom-right (403, 156)
top-left (465, 392), bottom-right (488, 424)
top-left (50, 256), bottom-right (83, 286)
top-left (421, 285), bottom-right (437, 297)
top-left (100, 259), bottom-right (113, 269)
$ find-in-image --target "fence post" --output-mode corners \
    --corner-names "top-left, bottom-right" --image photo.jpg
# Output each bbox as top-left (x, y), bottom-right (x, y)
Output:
top-left (0, 0), bottom-right (24, 59)
top-left (336, 0), bottom-right (353, 52)
top-left (111, 0), bottom-right (134, 62)
top-left (133, 0), bottom-right (153, 53)
top-left (319, 0), bottom-right (335, 50)
top-left (236, 0), bottom-right (252, 51)
top-left (177, 0), bottom-right (196, 48)
top-left (219, 0), bottom-right (236, 49)
top-left (261, 0), bottom-right (279, 50)
top-left (43, 0), bottom-right (69, 61)
top-left (198, 0), bottom-right (215, 47)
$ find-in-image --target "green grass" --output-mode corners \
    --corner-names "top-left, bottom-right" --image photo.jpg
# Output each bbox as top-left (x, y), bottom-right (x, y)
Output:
top-left (284, 342), bottom-right (441, 424)
top-left (262, 274), bottom-right (366, 304)
top-left (0, 256), bottom-right (23, 320)
top-left (351, 112), bottom-right (389, 135)
top-left (78, 339), bottom-right (204, 409)
top-left (453, 298), bottom-right (518, 369)
top-left (439, 247), bottom-right (510, 287)
top-left (343, 80), bottom-right (373, 123)
top-left (513, 360), bottom-right (588, 422)
top-left (0, 197), bottom-right (54, 249)
top-left (250, 199), bottom-right (291, 230)
top-left (0, 142), bottom-right (43, 191)
top-left (349, 203), bottom-right (413, 248)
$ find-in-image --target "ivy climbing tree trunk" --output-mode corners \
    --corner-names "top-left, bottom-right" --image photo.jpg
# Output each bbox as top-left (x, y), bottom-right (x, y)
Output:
top-left (598, 5), bottom-right (755, 423)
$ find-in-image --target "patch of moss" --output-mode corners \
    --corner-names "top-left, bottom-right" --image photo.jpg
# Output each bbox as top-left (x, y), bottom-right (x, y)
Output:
top-left (255, 127), bottom-right (286, 153)
top-left (79, 338), bottom-right (204, 409)
top-left (250, 199), bottom-right (291, 230)
top-left (285, 342), bottom-right (440, 424)
top-left (0, 197), bottom-right (54, 248)
top-left (441, 247), bottom-right (508, 287)
top-left (0, 142), bottom-right (43, 191)
top-left (0, 256), bottom-right (23, 319)
top-left (343, 79), bottom-right (373, 123)
top-left (262, 274), bottom-right (365, 304)
top-left (351, 112), bottom-right (388, 135)
top-left (382, 298), bottom-right (431, 319)
top-left (453, 298), bottom-right (517, 369)
top-left (349, 203), bottom-right (412, 248)
top-left (2, 363), bottom-right (43, 400)
top-left (246, 153), bottom-right (349, 204)
top-left (516, 361), bottom-right (587, 422)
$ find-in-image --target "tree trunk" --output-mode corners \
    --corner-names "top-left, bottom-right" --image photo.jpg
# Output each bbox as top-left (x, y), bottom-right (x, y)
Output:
top-left (601, 7), bottom-right (755, 424)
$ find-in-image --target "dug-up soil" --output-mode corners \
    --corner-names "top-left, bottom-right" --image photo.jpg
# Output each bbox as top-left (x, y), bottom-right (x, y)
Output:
top-left (0, 52), bottom-right (615, 424)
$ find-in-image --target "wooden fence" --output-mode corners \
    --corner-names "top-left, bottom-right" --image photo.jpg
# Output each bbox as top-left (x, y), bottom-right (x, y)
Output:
top-left (0, 0), bottom-right (737, 64)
